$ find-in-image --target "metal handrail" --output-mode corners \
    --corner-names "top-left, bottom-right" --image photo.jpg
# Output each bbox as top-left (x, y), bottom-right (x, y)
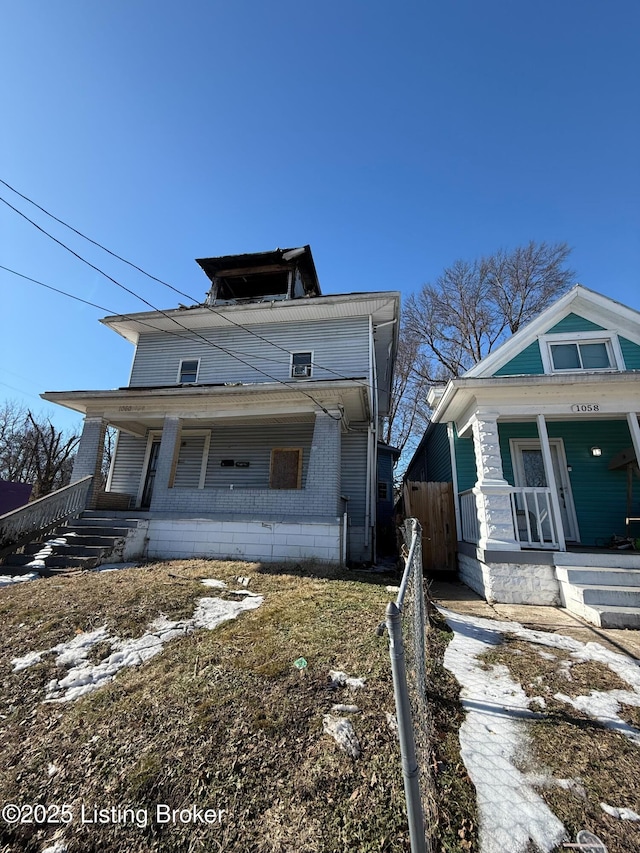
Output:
top-left (0, 476), bottom-right (93, 558)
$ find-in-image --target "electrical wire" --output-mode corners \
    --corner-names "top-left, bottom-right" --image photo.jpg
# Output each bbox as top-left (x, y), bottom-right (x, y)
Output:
top-left (0, 177), bottom-right (394, 394)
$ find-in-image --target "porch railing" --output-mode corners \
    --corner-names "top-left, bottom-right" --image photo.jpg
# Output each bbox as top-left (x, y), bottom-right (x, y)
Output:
top-left (509, 486), bottom-right (559, 549)
top-left (459, 486), bottom-right (560, 550)
top-left (0, 476), bottom-right (93, 558)
top-left (459, 489), bottom-right (480, 544)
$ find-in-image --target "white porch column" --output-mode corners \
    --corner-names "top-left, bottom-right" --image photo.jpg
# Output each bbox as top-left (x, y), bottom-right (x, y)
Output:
top-left (627, 412), bottom-right (640, 468)
top-left (71, 416), bottom-right (107, 509)
top-left (536, 414), bottom-right (566, 551)
top-left (149, 416), bottom-right (182, 510)
top-left (471, 413), bottom-right (520, 551)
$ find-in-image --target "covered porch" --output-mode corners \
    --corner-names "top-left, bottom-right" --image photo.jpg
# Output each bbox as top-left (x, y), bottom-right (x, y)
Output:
top-left (42, 381), bottom-right (374, 563)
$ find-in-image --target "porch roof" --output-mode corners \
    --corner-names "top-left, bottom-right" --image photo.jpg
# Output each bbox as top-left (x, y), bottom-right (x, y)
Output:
top-left (41, 380), bottom-right (369, 437)
top-left (429, 371), bottom-right (640, 432)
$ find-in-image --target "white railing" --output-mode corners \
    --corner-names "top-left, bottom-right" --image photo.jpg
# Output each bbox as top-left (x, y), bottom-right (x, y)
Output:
top-left (0, 476), bottom-right (93, 557)
top-left (509, 487), bottom-right (559, 549)
top-left (459, 490), bottom-right (480, 544)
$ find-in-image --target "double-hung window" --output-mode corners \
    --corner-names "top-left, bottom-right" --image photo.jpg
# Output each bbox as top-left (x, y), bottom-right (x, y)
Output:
top-left (178, 359), bottom-right (200, 384)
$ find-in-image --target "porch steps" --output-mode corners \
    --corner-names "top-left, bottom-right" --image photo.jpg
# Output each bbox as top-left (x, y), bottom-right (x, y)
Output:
top-left (1, 514), bottom-right (145, 576)
top-left (555, 563), bottom-right (640, 628)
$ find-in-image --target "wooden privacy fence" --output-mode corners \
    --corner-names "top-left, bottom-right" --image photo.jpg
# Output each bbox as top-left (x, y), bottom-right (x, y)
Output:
top-left (403, 481), bottom-right (457, 573)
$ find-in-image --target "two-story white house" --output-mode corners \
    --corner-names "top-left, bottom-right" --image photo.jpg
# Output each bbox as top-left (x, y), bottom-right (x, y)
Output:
top-left (41, 246), bottom-right (400, 565)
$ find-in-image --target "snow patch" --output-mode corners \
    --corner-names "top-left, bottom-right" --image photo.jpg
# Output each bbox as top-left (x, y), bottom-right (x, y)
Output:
top-left (323, 715), bottom-right (361, 758)
top-left (600, 802), bottom-right (640, 821)
top-left (0, 571), bottom-right (40, 587)
top-left (11, 580), bottom-right (264, 702)
top-left (329, 670), bottom-right (366, 690)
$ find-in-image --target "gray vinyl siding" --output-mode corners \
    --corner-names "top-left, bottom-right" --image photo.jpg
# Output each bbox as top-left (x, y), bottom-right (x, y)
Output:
top-left (174, 434), bottom-right (206, 488)
top-left (109, 432), bottom-right (148, 496)
top-left (204, 423), bottom-right (314, 489)
top-left (128, 317), bottom-right (370, 387)
top-left (341, 432), bottom-right (368, 526)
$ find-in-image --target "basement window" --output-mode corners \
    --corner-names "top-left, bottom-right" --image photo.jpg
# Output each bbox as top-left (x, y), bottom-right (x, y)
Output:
top-left (178, 359), bottom-right (200, 384)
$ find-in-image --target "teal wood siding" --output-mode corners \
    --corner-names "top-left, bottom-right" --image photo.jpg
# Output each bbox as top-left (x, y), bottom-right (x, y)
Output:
top-left (494, 341), bottom-right (544, 376)
top-left (454, 426), bottom-right (477, 492)
top-left (547, 313), bottom-right (605, 333)
top-left (620, 336), bottom-right (640, 370)
top-left (498, 420), bottom-right (634, 545)
top-left (426, 423), bottom-right (453, 481)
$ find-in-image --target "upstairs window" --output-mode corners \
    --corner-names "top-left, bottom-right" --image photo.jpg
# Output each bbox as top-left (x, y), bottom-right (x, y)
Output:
top-left (549, 341), bottom-right (612, 371)
top-left (291, 351), bottom-right (313, 378)
top-left (541, 332), bottom-right (622, 374)
top-left (178, 359), bottom-right (200, 384)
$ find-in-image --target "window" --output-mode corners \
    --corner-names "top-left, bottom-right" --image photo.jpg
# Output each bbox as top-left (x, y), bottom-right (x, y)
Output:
top-left (178, 359), bottom-right (200, 383)
top-left (541, 332), bottom-right (622, 374)
top-left (378, 481), bottom-right (389, 500)
top-left (270, 448), bottom-right (303, 489)
top-left (291, 351), bottom-right (313, 378)
top-left (549, 341), bottom-right (611, 371)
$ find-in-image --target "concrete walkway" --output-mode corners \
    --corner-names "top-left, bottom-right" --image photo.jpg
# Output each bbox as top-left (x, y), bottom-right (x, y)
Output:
top-left (430, 579), bottom-right (640, 662)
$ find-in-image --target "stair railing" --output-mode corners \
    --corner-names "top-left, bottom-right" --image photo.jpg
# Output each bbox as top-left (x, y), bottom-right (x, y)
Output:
top-left (0, 476), bottom-right (93, 559)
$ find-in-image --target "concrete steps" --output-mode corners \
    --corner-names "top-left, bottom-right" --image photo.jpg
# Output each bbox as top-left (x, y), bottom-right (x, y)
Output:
top-left (1, 513), bottom-right (147, 576)
top-left (555, 563), bottom-right (640, 628)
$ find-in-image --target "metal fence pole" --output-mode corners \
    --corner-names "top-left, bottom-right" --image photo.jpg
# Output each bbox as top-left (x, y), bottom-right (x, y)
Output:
top-left (386, 599), bottom-right (427, 853)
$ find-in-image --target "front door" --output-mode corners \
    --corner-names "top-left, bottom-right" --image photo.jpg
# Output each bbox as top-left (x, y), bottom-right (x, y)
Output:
top-left (141, 439), bottom-right (161, 508)
top-left (511, 439), bottom-right (578, 541)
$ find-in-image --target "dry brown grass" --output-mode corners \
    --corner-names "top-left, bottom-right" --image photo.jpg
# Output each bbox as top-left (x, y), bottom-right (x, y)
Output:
top-left (0, 560), bottom-right (476, 853)
top-left (480, 634), bottom-right (640, 853)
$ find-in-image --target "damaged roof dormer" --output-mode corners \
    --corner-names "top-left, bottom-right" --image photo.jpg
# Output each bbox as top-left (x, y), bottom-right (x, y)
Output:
top-left (196, 245), bottom-right (321, 306)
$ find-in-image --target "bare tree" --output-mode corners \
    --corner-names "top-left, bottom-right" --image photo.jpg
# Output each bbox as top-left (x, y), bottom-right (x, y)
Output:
top-left (383, 325), bottom-right (430, 455)
top-left (405, 241), bottom-right (575, 382)
top-left (0, 401), bottom-right (79, 498)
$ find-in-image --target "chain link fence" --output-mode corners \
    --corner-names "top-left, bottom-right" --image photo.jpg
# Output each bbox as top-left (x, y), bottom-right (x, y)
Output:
top-left (383, 517), bottom-right (436, 853)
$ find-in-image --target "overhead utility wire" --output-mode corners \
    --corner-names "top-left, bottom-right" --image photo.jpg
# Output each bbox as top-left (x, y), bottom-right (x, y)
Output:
top-left (0, 202), bottom-right (341, 420)
top-left (0, 177), bottom-right (195, 303)
top-left (0, 264), bottom-right (301, 370)
top-left (0, 178), bottom-right (390, 394)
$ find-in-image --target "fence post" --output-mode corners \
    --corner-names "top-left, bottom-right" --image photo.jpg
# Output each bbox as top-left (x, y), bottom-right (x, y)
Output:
top-left (386, 600), bottom-right (427, 853)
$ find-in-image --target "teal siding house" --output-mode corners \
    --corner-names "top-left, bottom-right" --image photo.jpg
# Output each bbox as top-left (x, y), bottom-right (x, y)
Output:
top-left (415, 285), bottom-right (640, 628)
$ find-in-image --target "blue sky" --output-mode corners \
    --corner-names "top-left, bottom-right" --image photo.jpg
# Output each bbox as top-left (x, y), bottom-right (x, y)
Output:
top-left (2, 1), bottom-right (639, 434)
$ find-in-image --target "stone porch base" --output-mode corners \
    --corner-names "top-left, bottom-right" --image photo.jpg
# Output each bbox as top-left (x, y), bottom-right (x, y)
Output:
top-left (458, 543), bottom-right (560, 605)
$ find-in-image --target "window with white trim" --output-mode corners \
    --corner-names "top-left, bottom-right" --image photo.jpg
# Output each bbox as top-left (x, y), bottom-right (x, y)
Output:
top-left (541, 332), bottom-right (622, 374)
top-left (178, 359), bottom-right (200, 383)
top-left (290, 351), bottom-right (313, 378)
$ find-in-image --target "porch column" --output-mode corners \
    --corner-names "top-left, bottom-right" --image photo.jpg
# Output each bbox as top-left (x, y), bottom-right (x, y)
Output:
top-left (471, 413), bottom-right (519, 551)
top-left (627, 412), bottom-right (640, 467)
top-left (71, 416), bottom-right (106, 509)
top-left (149, 416), bottom-right (182, 511)
top-left (306, 411), bottom-right (341, 516)
top-left (536, 415), bottom-right (566, 551)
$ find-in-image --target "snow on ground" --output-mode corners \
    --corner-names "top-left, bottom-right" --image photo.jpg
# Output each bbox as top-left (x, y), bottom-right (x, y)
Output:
top-left (0, 571), bottom-right (39, 587)
top-left (439, 607), bottom-right (640, 853)
top-left (10, 579), bottom-right (264, 702)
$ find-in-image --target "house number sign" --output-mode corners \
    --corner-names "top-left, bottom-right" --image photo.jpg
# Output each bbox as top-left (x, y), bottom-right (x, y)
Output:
top-left (570, 403), bottom-right (600, 413)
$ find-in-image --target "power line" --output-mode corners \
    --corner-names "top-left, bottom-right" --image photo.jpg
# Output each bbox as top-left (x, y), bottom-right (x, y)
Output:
top-left (0, 259), bottom-right (342, 419)
top-left (0, 177), bottom-right (196, 303)
top-left (0, 177), bottom-right (392, 393)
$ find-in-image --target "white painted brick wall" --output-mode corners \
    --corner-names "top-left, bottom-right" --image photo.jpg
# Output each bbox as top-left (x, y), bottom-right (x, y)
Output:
top-left (458, 553), bottom-right (560, 605)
